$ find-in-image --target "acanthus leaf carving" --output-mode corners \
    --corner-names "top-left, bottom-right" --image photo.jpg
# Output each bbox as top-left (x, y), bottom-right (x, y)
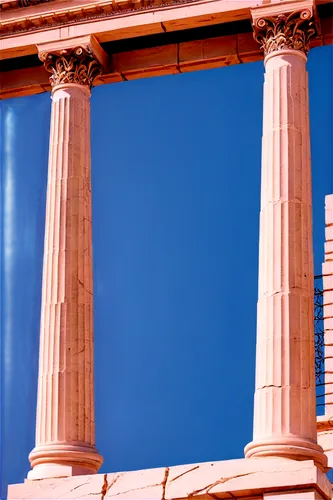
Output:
top-left (253, 9), bottom-right (318, 56)
top-left (39, 46), bottom-right (103, 89)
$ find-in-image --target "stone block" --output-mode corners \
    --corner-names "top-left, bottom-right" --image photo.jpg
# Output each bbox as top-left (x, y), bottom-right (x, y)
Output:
top-left (9, 458), bottom-right (332, 500)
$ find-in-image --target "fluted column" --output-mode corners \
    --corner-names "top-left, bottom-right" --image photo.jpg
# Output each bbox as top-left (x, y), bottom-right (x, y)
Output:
top-left (28, 37), bottom-right (107, 480)
top-left (245, 1), bottom-right (327, 470)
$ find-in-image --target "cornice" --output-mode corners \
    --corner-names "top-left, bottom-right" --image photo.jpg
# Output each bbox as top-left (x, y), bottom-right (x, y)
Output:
top-left (0, 0), bottom-right (331, 39)
top-left (0, 0), bottom-right (200, 37)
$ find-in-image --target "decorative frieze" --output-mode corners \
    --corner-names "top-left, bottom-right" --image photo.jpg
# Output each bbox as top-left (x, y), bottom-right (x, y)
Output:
top-left (39, 46), bottom-right (103, 89)
top-left (0, 0), bottom-right (52, 10)
top-left (0, 0), bottom-right (198, 36)
top-left (18, 0), bottom-right (51, 6)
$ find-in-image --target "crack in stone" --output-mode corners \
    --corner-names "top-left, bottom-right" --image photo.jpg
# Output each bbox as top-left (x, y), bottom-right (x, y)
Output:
top-left (69, 478), bottom-right (92, 494)
top-left (105, 469), bottom-right (169, 498)
top-left (187, 472), bottom-right (253, 497)
top-left (261, 385), bottom-right (282, 388)
top-left (101, 474), bottom-right (108, 500)
top-left (105, 482), bottom-right (162, 497)
top-left (169, 465), bottom-right (200, 483)
top-left (105, 473), bottom-right (122, 495)
top-left (86, 473), bottom-right (114, 497)
top-left (162, 467), bottom-right (169, 500)
top-left (78, 278), bottom-right (93, 295)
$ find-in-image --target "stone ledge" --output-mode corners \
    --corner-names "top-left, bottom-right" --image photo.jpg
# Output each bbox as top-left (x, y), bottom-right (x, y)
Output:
top-left (317, 415), bottom-right (333, 470)
top-left (8, 458), bottom-right (333, 500)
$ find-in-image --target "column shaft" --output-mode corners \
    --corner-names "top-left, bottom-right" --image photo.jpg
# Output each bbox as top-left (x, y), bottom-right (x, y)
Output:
top-left (28, 83), bottom-right (102, 479)
top-left (256, 51), bottom-right (315, 441)
top-left (245, 48), bottom-right (326, 470)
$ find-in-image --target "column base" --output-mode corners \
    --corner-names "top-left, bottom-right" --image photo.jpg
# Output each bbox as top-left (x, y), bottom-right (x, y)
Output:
top-left (245, 436), bottom-right (328, 472)
top-left (28, 443), bottom-right (103, 480)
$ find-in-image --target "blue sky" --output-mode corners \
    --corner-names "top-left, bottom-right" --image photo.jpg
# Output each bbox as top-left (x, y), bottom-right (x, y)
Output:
top-left (0, 44), bottom-right (332, 497)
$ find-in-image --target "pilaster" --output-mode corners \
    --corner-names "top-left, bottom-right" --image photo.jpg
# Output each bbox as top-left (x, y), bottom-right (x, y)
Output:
top-left (27, 36), bottom-right (107, 480)
top-left (317, 194), bottom-right (333, 470)
top-left (245, 0), bottom-right (327, 471)
top-left (323, 194), bottom-right (333, 413)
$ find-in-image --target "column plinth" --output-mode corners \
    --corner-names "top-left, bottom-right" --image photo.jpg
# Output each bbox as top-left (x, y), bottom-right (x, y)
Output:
top-left (28, 40), bottom-right (106, 480)
top-left (245, 1), bottom-right (327, 472)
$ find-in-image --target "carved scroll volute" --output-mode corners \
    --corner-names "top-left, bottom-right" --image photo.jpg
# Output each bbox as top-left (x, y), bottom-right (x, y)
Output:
top-left (38, 45), bottom-right (104, 89)
top-left (252, 7), bottom-right (319, 56)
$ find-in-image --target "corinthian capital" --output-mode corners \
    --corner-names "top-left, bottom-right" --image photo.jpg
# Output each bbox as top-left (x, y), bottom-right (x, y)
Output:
top-left (38, 36), bottom-right (108, 89)
top-left (251, 1), bottom-right (319, 56)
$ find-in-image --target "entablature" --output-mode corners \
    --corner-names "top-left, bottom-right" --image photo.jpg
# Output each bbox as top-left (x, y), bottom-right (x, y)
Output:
top-left (0, 0), bottom-right (332, 100)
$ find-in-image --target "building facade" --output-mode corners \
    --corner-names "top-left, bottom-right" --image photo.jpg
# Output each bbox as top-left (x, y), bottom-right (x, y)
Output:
top-left (1, 0), bottom-right (333, 498)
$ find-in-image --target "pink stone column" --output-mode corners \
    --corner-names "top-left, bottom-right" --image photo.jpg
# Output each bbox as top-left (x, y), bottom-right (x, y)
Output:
top-left (245, 2), bottom-right (327, 471)
top-left (28, 40), bottom-right (105, 480)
